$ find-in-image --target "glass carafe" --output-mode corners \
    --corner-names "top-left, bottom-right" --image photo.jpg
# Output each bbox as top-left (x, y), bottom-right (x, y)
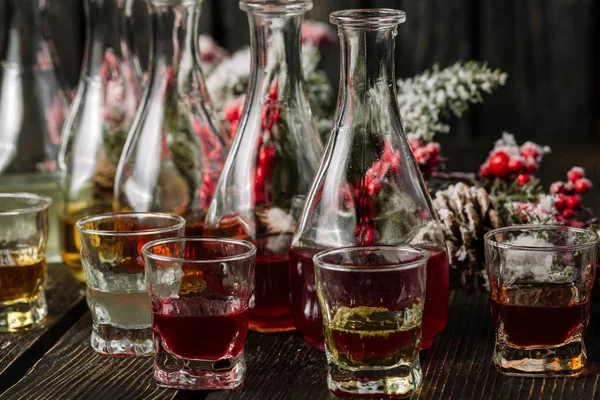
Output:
top-left (290, 9), bottom-right (449, 350)
top-left (205, 0), bottom-right (323, 333)
top-left (0, 0), bottom-right (69, 174)
top-left (114, 0), bottom-right (227, 236)
top-left (57, 0), bottom-right (142, 282)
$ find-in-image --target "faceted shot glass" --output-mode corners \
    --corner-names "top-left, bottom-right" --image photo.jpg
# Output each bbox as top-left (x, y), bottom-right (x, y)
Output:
top-left (485, 225), bottom-right (599, 377)
top-left (0, 193), bottom-right (52, 332)
top-left (314, 246), bottom-right (428, 399)
top-left (76, 213), bottom-right (185, 356)
top-left (143, 237), bottom-right (256, 390)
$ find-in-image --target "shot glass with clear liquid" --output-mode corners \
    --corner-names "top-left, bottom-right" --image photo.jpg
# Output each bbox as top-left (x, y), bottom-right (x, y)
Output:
top-left (485, 225), bottom-right (598, 377)
top-left (0, 193), bottom-right (52, 332)
top-left (142, 237), bottom-right (256, 390)
top-left (76, 212), bottom-right (185, 356)
top-left (314, 245), bottom-right (428, 399)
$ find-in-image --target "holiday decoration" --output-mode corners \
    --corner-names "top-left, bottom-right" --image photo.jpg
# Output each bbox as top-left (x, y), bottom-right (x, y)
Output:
top-left (195, 22), bottom-right (597, 290)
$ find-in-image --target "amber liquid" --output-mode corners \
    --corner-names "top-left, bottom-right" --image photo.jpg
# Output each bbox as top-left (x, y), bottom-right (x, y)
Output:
top-left (290, 248), bottom-right (449, 350)
top-left (491, 285), bottom-right (589, 348)
top-left (204, 218), bottom-right (294, 332)
top-left (60, 203), bottom-right (112, 282)
top-left (0, 258), bottom-right (47, 302)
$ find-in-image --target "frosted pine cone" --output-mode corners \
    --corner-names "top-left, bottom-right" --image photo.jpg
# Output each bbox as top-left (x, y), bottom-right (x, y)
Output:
top-left (433, 183), bottom-right (501, 291)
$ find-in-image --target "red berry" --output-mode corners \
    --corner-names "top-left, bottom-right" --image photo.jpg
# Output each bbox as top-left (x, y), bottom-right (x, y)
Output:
top-left (521, 146), bottom-right (540, 161)
top-left (562, 208), bottom-right (575, 219)
top-left (516, 174), bottom-right (531, 185)
top-left (554, 195), bottom-right (566, 210)
top-left (367, 180), bottom-right (382, 196)
top-left (567, 167), bottom-right (585, 183)
top-left (524, 158), bottom-right (538, 174)
top-left (574, 178), bottom-right (592, 194)
top-left (488, 152), bottom-right (510, 177)
top-left (508, 159), bottom-right (525, 173)
top-left (425, 142), bottom-right (440, 156)
top-left (414, 148), bottom-right (430, 164)
top-left (255, 165), bottom-right (265, 183)
top-left (364, 226), bottom-right (376, 244)
top-left (566, 195), bottom-right (582, 209)
top-left (550, 181), bottom-right (565, 194)
top-left (480, 165), bottom-right (492, 178)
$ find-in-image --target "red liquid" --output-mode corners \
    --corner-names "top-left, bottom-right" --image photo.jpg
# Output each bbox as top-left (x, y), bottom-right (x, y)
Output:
top-left (250, 254), bottom-right (294, 332)
top-left (289, 248), bottom-right (449, 350)
top-left (152, 298), bottom-right (249, 360)
top-left (331, 325), bottom-right (420, 365)
top-left (184, 221), bottom-right (205, 237)
top-left (491, 289), bottom-right (589, 348)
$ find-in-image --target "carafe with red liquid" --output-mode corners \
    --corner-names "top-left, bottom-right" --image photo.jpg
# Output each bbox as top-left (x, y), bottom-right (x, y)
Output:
top-left (204, 0), bottom-right (323, 332)
top-left (290, 8), bottom-right (449, 350)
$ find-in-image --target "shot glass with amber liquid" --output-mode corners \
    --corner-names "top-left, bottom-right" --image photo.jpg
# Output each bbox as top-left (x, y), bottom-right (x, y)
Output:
top-left (0, 193), bottom-right (52, 331)
top-left (314, 246), bottom-right (428, 399)
top-left (485, 225), bottom-right (598, 377)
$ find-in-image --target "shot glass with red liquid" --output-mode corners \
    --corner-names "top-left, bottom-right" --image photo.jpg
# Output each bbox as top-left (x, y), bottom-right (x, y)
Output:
top-left (314, 245), bottom-right (428, 399)
top-left (142, 237), bottom-right (256, 390)
top-left (485, 225), bottom-right (598, 377)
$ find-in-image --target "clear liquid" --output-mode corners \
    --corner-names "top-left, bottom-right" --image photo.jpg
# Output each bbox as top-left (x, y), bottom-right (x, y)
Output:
top-left (86, 287), bottom-right (151, 328)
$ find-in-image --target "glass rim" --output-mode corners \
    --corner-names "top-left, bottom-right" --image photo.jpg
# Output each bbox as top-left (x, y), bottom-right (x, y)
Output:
top-left (240, 0), bottom-right (313, 14)
top-left (313, 245), bottom-right (429, 273)
top-left (142, 237), bottom-right (257, 264)
top-left (76, 212), bottom-right (186, 237)
top-left (330, 8), bottom-right (406, 29)
top-left (484, 224), bottom-right (600, 252)
top-left (0, 192), bottom-right (52, 216)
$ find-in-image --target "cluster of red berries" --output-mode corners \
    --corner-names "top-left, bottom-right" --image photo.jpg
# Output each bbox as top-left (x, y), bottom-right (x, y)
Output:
top-left (480, 141), bottom-right (548, 185)
top-left (254, 80), bottom-right (281, 204)
top-left (550, 167), bottom-right (593, 222)
top-left (223, 96), bottom-right (245, 140)
top-left (409, 138), bottom-right (441, 178)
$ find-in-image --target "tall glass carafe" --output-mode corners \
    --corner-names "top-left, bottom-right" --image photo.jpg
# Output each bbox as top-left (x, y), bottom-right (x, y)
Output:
top-left (0, 0), bottom-right (69, 174)
top-left (205, 0), bottom-right (323, 333)
top-left (57, 0), bottom-right (142, 282)
top-left (114, 0), bottom-right (227, 236)
top-left (290, 9), bottom-right (449, 350)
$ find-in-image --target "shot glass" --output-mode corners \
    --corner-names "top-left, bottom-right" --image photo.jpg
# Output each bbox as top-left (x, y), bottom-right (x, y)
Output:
top-left (314, 245), bottom-right (428, 399)
top-left (76, 212), bottom-right (185, 356)
top-left (0, 193), bottom-right (52, 332)
top-left (142, 237), bottom-right (256, 390)
top-left (485, 225), bottom-right (599, 377)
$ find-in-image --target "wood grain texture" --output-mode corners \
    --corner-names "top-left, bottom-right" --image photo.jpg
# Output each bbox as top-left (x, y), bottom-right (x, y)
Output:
top-left (0, 264), bottom-right (87, 395)
top-left (0, 314), bottom-right (182, 400)
top-left (196, 290), bottom-right (600, 399)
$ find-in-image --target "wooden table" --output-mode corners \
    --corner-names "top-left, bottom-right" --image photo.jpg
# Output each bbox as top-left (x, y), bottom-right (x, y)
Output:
top-left (1, 264), bottom-right (600, 400)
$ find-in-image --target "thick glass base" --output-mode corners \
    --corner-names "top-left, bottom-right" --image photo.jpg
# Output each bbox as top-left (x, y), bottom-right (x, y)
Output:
top-left (327, 358), bottom-right (422, 399)
top-left (91, 325), bottom-right (153, 356)
top-left (493, 340), bottom-right (585, 377)
top-left (154, 352), bottom-right (245, 390)
top-left (0, 293), bottom-right (47, 332)
top-left (249, 316), bottom-right (295, 333)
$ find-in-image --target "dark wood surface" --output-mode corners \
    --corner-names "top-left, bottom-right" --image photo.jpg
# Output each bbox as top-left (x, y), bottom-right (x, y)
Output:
top-left (0, 264), bottom-right (87, 394)
top-left (0, 314), bottom-right (179, 400)
top-left (3, 265), bottom-right (600, 399)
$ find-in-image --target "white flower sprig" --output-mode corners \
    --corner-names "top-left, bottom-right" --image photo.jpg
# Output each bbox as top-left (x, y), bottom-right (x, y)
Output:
top-left (397, 61), bottom-right (508, 141)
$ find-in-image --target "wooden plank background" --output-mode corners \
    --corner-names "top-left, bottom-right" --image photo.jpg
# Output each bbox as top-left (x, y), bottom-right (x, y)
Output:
top-left (44, 0), bottom-right (600, 214)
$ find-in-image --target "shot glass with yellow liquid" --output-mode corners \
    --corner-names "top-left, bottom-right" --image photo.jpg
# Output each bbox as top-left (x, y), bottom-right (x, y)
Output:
top-left (0, 193), bottom-right (52, 331)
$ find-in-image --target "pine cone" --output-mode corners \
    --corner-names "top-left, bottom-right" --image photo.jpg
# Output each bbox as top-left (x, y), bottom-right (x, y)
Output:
top-left (432, 182), bottom-right (501, 291)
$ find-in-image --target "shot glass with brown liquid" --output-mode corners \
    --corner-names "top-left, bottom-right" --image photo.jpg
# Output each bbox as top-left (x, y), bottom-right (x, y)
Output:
top-left (485, 225), bottom-right (598, 377)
